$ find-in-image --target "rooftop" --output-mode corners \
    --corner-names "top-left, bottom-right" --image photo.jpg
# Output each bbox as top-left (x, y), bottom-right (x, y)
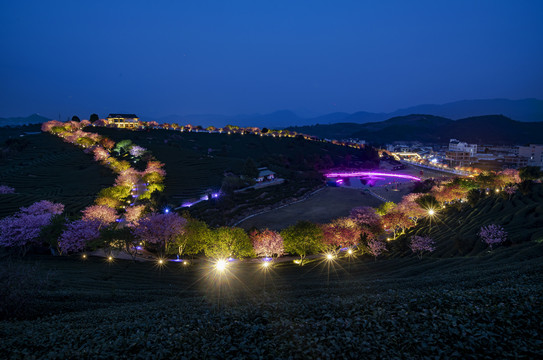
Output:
top-left (107, 114), bottom-right (138, 119)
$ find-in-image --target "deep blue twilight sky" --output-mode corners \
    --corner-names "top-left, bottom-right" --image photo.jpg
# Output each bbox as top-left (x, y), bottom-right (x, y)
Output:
top-left (1, 0), bottom-right (542, 119)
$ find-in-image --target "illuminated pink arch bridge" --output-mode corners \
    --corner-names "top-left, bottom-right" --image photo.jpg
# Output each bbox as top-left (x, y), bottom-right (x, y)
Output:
top-left (325, 171), bottom-right (421, 182)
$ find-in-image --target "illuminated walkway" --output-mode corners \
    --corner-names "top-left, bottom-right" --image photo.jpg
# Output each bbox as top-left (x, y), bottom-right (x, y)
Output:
top-left (324, 171), bottom-right (421, 182)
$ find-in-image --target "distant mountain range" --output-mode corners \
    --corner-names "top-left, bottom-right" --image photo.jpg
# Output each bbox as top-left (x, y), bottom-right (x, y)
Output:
top-left (286, 114), bottom-right (543, 145)
top-left (3, 99), bottom-right (543, 145)
top-left (141, 98), bottom-right (543, 128)
top-left (0, 114), bottom-right (50, 127)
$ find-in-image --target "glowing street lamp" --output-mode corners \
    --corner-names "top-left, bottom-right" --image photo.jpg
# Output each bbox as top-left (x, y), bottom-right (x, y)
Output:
top-left (347, 249), bottom-right (353, 255)
top-left (215, 259), bottom-right (227, 272)
top-left (427, 209), bottom-right (435, 216)
top-left (82, 254), bottom-right (87, 259)
top-left (325, 253), bottom-right (335, 261)
top-left (107, 256), bottom-right (113, 262)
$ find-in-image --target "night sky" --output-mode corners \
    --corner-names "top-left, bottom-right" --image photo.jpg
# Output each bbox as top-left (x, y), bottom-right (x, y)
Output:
top-left (1, 0), bottom-right (542, 119)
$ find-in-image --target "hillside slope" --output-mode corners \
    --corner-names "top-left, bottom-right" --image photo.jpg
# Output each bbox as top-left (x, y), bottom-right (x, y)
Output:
top-left (391, 184), bottom-right (543, 257)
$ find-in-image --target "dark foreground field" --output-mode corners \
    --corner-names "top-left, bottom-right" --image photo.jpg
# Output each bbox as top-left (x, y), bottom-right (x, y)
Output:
top-left (1, 244), bottom-right (542, 359)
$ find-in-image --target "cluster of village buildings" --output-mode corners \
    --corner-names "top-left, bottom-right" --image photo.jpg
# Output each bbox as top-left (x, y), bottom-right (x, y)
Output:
top-left (387, 139), bottom-right (543, 171)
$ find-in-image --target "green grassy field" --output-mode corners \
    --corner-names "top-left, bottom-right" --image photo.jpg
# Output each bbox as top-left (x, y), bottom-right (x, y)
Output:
top-left (0, 132), bottom-right (115, 218)
top-left (1, 243), bottom-right (542, 358)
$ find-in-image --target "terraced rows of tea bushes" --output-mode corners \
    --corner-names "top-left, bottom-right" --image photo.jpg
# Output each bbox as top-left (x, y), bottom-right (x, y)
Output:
top-left (1, 243), bottom-right (542, 358)
top-left (393, 184), bottom-right (543, 257)
top-left (0, 133), bottom-right (115, 218)
top-left (84, 127), bottom-right (371, 200)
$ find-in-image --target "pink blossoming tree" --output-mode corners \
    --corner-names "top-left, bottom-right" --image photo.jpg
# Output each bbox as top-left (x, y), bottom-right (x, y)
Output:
top-left (114, 168), bottom-right (141, 188)
top-left (81, 205), bottom-right (118, 228)
top-left (129, 145), bottom-right (147, 157)
top-left (0, 200), bottom-right (64, 255)
top-left (20, 200), bottom-right (64, 216)
top-left (349, 206), bottom-right (382, 233)
top-left (321, 218), bottom-right (362, 253)
top-left (124, 205), bottom-right (146, 226)
top-left (92, 146), bottom-right (110, 162)
top-left (367, 238), bottom-right (387, 260)
top-left (409, 236), bottom-right (436, 259)
top-left (132, 212), bottom-right (187, 257)
top-left (479, 224), bottom-right (507, 250)
top-left (0, 185), bottom-right (15, 194)
top-left (250, 229), bottom-right (284, 258)
top-left (58, 220), bottom-right (101, 254)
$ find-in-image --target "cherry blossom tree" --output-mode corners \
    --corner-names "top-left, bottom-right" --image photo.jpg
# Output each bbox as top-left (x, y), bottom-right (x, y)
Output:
top-left (92, 146), bottom-right (110, 162)
top-left (382, 211), bottom-right (413, 239)
top-left (409, 236), bottom-right (436, 259)
top-left (144, 160), bottom-right (167, 177)
top-left (503, 185), bottom-right (517, 199)
top-left (93, 119), bottom-right (108, 127)
top-left (124, 205), bottom-right (146, 226)
top-left (41, 120), bottom-right (65, 133)
top-left (129, 145), bottom-right (147, 157)
top-left (367, 239), bottom-right (387, 260)
top-left (99, 137), bottom-right (115, 150)
top-left (0, 200), bottom-right (64, 255)
top-left (396, 193), bottom-right (426, 225)
top-left (0, 185), bottom-right (15, 194)
top-left (80, 119), bottom-right (91, 127)
top-left (350, 206), bottom-right (380, 227)
top-left (81, 205), bottom-right (118, 228)
top-left (114, 168), bottom-right (141, 187)
top-left (479, 224), bottom-right (507, 250)
top-left (20, 200), bottom-right (64, 216)
top-left (132, 212), bottom-right (187, 257)
top-left (250, 229), bottom-right (284, 258)
top-left (0, 214), bottom-right (53, 255)
top-left (58, 220), bottom-right (101, 254)
top-left (321, 218), bottom-right (361, 253)
top-left (497, 169), bottom-right (521, 186)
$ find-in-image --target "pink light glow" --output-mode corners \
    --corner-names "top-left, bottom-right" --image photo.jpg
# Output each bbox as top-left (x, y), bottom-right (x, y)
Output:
top-left (325, 171), bottom-right (421, 181)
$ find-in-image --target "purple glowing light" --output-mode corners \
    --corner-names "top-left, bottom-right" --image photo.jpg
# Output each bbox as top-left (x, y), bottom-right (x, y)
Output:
top-left (325, 171), bottom-right (421, 181)
top-left (336, 179), bottom-right (344, 184)
top-left (211, 193), bottom-right (219, 198)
